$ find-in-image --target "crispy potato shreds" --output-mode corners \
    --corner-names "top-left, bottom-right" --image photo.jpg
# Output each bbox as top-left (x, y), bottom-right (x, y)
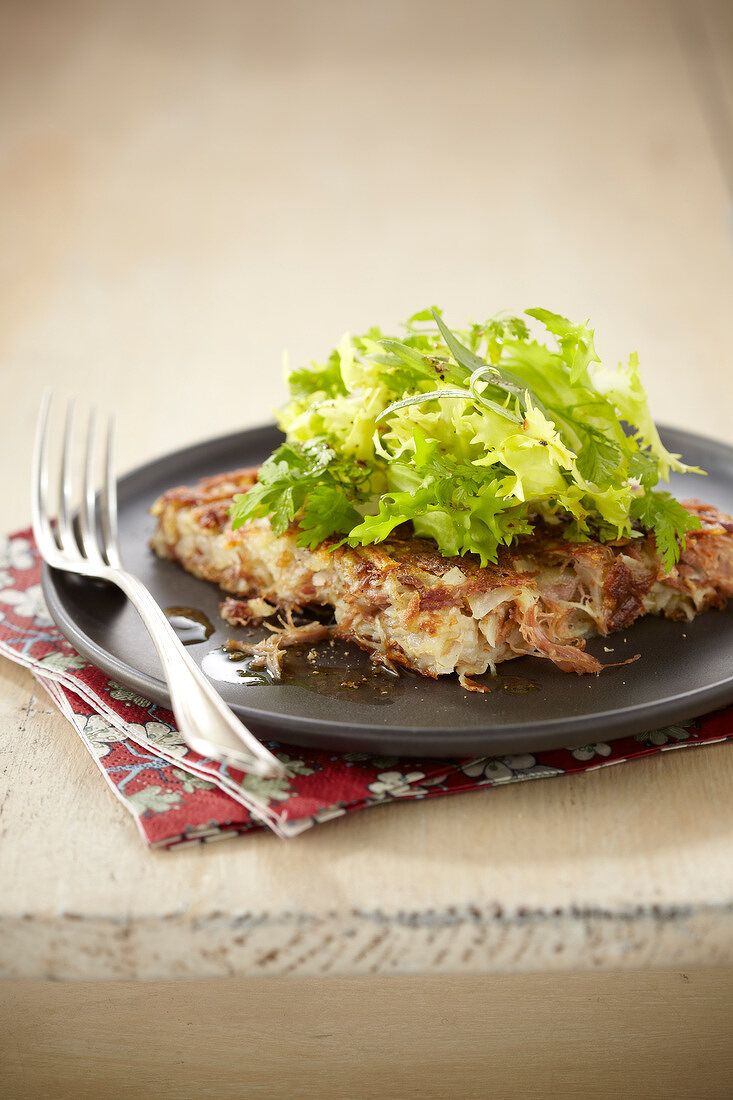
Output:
top-left (151, 473), bottom-right (733, 679)
top-left (220, 596), bottom-right (278, 626)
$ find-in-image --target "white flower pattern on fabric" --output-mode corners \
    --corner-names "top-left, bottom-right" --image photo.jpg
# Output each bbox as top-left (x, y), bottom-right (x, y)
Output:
top-left (126, 786), bottom-right (182, 815)
top-left (81, 714), bottom-right (129, 758)
top-left (367, 770), bottom-right (428, 799)
top-left (240, 773), bottom-right (293, 802)
top-left (106, 681), bottom-right (153, 707)
top-left (634, 724), bottom-right (694, 748)
top-left (126, 721), bottom-right (188, 758)
top-left (461, 754), bottom-right (563, 784)
top-left (38, 651), bottom-right (87, 672)
top-left (275, 752), bottom-right (317, 778)
top-left (0, 536), bottom-right (35, 573)
top-left (570, 742), bottom-right (612, 761)
top-left (0, 584), bottom-right (53, 626)
top-left (171, 768), bottom-right (217, 793)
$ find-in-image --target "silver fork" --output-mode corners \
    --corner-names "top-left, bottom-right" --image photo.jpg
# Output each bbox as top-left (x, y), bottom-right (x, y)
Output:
top-left (31, 392), bottom-right (285, 779)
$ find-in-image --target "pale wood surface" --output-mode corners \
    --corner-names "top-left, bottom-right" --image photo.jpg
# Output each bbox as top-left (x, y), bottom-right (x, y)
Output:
top-left (2, 969), bottom-right (733, 1099)
top-left (2, 0), bottom-right (733, 1001)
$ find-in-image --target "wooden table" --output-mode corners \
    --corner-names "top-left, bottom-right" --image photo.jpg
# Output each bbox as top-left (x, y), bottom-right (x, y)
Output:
top-left (2, 2), bottom-right (732, 1095)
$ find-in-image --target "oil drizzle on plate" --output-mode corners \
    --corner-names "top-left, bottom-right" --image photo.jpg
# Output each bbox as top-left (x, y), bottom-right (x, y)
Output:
top-left (202, 637), bottom-right (540, 703)
top-left (164, 606), bottom-right (214, 645)
top-left (201, 647), bottom-right (270, 685)
top-left (201, 644), bottom-right (397, 705)
top-left (496, 674), bottom-right (541, 694)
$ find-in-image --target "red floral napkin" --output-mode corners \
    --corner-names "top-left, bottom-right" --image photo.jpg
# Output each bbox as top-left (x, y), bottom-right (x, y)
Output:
top-left (2, 528), bottom-right (732, 846)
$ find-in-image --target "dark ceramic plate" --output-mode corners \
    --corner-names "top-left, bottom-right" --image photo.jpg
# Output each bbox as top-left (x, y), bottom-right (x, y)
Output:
top-left (42, 424), bottom-right (733, 758)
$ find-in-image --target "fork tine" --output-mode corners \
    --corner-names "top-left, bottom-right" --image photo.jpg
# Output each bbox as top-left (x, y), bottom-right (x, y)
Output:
top-left (79, 406), bottom-right (104, 564)
top-left (100, 414), bottom-right (121, 569)
top-left (57, 398), bottom-right (76, 553)
top-left (31, 389), bottom-right (57, 559)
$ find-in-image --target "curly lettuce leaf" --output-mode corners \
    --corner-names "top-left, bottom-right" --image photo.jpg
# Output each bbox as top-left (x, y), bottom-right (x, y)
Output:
top-left (231, 307), bottom-right (703, 571)
top-left (525, 308), bottom-right (599, 384)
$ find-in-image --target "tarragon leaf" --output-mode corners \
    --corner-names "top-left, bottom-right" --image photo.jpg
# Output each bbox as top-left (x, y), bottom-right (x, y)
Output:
top-left (432, 310), bottom-right (488, 377)
top-left (375, 387), bottom-right (520, 425)
top-left (434, 311), bottom-right (547, 413)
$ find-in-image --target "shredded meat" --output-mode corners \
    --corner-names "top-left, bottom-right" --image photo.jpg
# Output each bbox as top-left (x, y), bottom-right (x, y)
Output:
top-left (516, 602), bottom-right (604, 674)
top-left (220, 596), bottom-right (278, 626)
top-left (150, 469), bottom-right (733, 678)
top-left (225, 616), bottom-right (333, 679)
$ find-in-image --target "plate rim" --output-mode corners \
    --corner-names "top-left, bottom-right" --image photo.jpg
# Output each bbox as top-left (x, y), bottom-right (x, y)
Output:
top-left (41, 421), bottom-right (733, 756)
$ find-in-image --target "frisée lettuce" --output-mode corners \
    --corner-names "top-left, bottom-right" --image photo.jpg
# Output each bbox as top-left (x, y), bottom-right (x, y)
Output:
top-left (230, 308), bottom-right (702, 571)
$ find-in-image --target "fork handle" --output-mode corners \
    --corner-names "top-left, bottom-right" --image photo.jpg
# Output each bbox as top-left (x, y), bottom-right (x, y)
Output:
top-left (112, 569), bottom-right (285, 778)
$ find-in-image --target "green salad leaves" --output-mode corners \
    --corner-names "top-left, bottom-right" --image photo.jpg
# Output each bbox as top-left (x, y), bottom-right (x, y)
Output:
top-left (230, 308), bottom-right (702, 571)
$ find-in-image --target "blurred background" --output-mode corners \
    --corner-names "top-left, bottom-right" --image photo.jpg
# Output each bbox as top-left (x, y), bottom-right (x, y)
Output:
top-left (2, 0), bottom-right (732, 528)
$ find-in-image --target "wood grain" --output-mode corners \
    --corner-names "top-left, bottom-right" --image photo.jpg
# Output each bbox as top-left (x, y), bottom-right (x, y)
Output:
top-left (1, 0), bottom-right (733, 996)
top-left (2, 969), bottom-right (733, 1098)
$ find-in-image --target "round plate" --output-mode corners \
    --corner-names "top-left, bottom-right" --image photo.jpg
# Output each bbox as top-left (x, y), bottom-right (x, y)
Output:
top-left (42, 424), bottom-right (733, 758)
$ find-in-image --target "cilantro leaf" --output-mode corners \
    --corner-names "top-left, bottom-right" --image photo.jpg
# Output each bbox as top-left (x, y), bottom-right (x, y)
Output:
top-left (627, 448), bottom-right (659, 488)
top-left (299, 485), bottom-right (361, 550)
top-left (630, 491), bottom-right (701, 571)
top-left (230, 439), bottom-right (368, 546)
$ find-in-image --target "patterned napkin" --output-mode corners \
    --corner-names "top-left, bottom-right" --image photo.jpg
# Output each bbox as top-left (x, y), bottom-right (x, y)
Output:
top-left (2, 529), bottom-right (732, 846)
